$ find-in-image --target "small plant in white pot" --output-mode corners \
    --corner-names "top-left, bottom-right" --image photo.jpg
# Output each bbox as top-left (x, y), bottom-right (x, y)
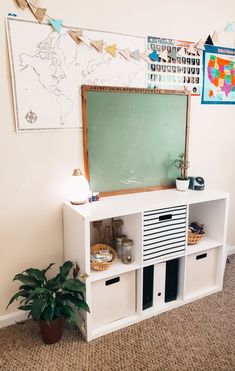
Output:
top-left (175, 152), bottom-right (190, 191)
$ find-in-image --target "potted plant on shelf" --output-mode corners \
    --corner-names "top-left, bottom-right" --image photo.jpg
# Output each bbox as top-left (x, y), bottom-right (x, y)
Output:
top-left (175, 152), bottom-right (190, 191)
top-left (7, 261), bottom-right (89, 344)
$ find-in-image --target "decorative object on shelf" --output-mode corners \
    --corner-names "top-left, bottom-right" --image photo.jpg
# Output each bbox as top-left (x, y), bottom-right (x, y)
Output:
top-left (189, 176), bottom-right (205, 190)
top-left (103, 225), bottom-right (113, 246)
top-left (112, 219), bottom-right (124, 239)
top-left (175, 152), bottom-right (190, 191)
top-left (7, 261), bottom-right (90, 344)
top-left (114, 234), bottom-right (127, 259)
top-left (89, 192), bottom-right (100, 202)
top-left (90, 244), bottom-right (117, 271)
top-left (188, 221), bottom-right (205, 245)
top-left (121, 239), bottom-right (134, 264)
top-left (68, 168), bottom-right (90, 205)
top-left (93, 220), bottom-right (104, 242)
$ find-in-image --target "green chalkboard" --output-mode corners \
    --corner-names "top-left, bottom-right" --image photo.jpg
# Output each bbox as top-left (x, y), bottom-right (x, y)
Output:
top-left (82, 86), bottom-right (190, 196)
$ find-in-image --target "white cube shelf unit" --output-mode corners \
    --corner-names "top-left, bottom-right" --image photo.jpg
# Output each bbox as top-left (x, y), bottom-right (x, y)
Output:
top-left (63, 189), bottom-right (229, 341)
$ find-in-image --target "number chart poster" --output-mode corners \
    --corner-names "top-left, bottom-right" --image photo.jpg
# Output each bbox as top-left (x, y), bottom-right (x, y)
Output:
top-left (202, 45), bottom-right (235, 104)
top-left (147, 36), bottom-right (202, 95)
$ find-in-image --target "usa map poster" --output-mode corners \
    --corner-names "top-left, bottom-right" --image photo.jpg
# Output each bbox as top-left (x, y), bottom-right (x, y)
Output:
top-left (202, 45), bottom-right (235, 104)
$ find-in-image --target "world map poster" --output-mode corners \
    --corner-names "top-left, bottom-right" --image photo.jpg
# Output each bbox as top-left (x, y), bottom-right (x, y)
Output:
top-left (6, 18), bottom-right (145, 131)
top-left (202, 45), bottom-right (235, 104)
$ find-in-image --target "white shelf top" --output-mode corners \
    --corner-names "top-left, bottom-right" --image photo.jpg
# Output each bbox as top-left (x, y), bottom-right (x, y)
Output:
top-left (64, 189), bottom-right (228, 221)
top-left (89, 261), bottom-right (141, 282)
top-left (186, 237), bottom-right (222, 256)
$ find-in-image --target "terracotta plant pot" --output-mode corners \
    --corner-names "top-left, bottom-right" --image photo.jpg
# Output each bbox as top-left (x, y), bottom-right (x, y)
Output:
top-left (39, 317), bottom-right (64, 344)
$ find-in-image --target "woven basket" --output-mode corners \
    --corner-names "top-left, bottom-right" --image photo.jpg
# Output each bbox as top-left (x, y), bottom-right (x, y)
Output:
top-left (188, 231), bottom-right (205, 245)
top-left (90, 243), bottom-right (117, 271)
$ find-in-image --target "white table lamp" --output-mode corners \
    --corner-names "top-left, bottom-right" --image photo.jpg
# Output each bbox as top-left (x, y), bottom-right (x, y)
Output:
top-left (69, 169), bottom-right (90, 205)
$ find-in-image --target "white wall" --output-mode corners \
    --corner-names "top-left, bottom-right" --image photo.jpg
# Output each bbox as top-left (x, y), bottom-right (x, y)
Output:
top-left (0, 0), bottom-right (235, 317)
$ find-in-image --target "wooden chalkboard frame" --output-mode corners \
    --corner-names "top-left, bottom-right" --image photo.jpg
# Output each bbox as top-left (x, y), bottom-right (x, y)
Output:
top-left (82, 85), bottom-right (191, 197)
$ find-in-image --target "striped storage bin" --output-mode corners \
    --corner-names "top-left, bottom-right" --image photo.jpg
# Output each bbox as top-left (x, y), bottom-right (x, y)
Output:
top-left (143, 205), bottom-right (187, 262)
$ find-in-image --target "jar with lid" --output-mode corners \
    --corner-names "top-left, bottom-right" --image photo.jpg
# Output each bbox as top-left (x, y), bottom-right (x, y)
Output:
top-left (121, 239), bottom-right (134, 264)
top-left (114, 234), bottom-right (126, 259)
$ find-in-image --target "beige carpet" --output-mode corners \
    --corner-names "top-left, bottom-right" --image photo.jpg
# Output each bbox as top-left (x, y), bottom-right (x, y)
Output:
top-left (0, 256), bottom-right (234, 371)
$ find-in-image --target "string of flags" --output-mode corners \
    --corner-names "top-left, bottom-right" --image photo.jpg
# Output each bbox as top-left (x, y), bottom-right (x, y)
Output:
top-left (13, 0), bottom-right (235, 63)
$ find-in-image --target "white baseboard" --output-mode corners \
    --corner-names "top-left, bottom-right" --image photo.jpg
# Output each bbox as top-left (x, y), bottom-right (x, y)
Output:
top-left (227, 245), bottom-right (235, 256)
top-left (0, 311), bottom-right (28, 329)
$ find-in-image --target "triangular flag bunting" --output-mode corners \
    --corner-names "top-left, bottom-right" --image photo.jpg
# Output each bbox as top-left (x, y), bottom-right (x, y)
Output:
top-left (205, 35), bottom-right (214, 45)
top-left (196, 39), bottom-right (205, 51)
top-left (158, 49), bottom-right (168, 61)
top-left (35, 8), bottom-right (47, 23)
top-left (177, 46), bottom-right (186, 57)
top-left (168, 49), bottom-right (177, 59)
top-left (91, 40), bottom-right (104, 53)
top-left (148, 50), bottom-right (159, 62)
top-left (130, 49), bottom-right (141, 61)
top-left (69, 31), bottom-right (82, 45)
top-left (186, 44), bottom-right (197, 55)
top-left (119, 49), bottom-right (131, 61)
top-left (49, 18), bottom-right (63, 33)
top-left (225, 22), bottom-right (233, 32)
top-left (212, 31), bottom-right (219, 43)
top-left (79, 36), bottom-right (91, 47)
top-left (30, 0), bottom-right (38, 6)
top-left (28, 5), bottom-right (47, 23)
top-left (105, 44), bottom-right (117, 57)
top-left (15, 0), bottom-right (28, 10)
top-left (140, 50), bottom-right (152, 62)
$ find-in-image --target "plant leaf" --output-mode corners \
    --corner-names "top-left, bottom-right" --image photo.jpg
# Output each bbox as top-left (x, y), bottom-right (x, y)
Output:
top-left (7, 290), bottom-right (30, 309)
top-left (18, 304), bottom-right (32, 311)
top-left (58, 305), bottom-right (76, 322)
top-left (42, 263), bottom-right (55, 274)
top-left (46, 274), bottom-right (61, 289)
top-left (30, 298), bottom-right (48, 320)
top-left (13, 274), bottom-right (39, 287)
top-left (23, 268), bottom-right (46, 283)
top-left (59, 261), bottom-right (73, 282)
top-left (62, 279), bottom-right (85, 292)
top-left (27, 287), bottom-right (50, 301)
top-left (69, 297), bottom-right (90, 313)
top-left (58, 293), bottom-right (89, 312)
top-left (19, 284), bottom-right (35, 291)
top-left (42, 300), bottom-right (55, 321)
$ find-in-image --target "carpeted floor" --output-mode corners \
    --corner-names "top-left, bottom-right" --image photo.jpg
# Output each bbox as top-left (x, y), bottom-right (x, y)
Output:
top-left (0, 256), bottom-right (234, 371)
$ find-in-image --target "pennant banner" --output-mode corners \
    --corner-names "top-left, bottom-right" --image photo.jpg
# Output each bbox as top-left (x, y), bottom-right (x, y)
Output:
top-left (49, 18), bottom-right (63, 33)
top-left (105, 44), bottom-right (117, 57)
top-left (91, 40), bottom-right (104, 52)
top-left (69, 30), bottom-right (82, 45)
top-left (119, 49), bottom-right (131, 61)
top-left (15, 0), bottom-right (28, 10)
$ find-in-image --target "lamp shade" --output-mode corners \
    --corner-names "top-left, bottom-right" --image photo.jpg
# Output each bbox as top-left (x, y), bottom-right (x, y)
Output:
top-left (69, 169), bottom-right (90, 205)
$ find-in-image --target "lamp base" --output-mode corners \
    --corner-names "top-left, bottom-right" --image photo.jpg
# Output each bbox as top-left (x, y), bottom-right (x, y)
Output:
top-left (70, 200), bottom-right (87, 205)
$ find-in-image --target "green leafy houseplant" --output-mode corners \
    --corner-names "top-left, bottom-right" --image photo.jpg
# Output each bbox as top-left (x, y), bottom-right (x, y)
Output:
top-left (175, 152), bottom-right (190, 180)
top-left (7, 261), bottom-right (89, 344)
top-left (175, 153), bottom-right (190, 191)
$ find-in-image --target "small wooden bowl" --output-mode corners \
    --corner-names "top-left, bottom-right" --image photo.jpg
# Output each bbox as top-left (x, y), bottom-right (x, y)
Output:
top-left (90, 243), bottom-right (117, 271)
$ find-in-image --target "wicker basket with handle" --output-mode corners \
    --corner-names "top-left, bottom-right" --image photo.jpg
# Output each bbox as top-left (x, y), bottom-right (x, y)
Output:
top-left (90, 243), bottom-right (117, 271)
top-left (188, 231), bottom-right (205, 245)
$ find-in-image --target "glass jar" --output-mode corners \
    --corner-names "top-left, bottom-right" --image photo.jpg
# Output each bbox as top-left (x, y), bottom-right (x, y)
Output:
top-left (121, 239), bottom-right (134, 264)
top-left (114, 234), bottom-right (127, 259)
top-left (103, 225), bottom-right (113, 246)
